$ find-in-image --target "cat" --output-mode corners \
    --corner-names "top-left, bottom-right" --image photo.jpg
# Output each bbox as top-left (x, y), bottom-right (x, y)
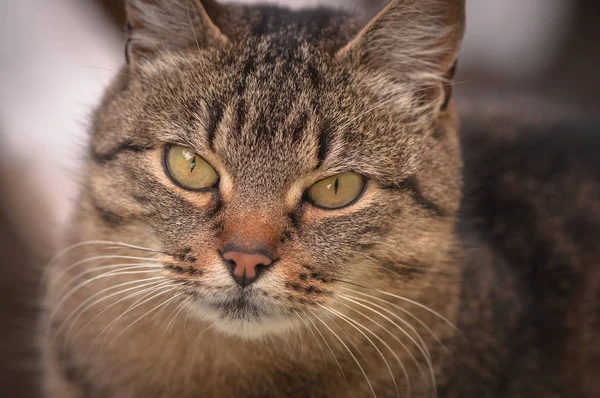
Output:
top-left (41, 0), bottom-right (600, 397)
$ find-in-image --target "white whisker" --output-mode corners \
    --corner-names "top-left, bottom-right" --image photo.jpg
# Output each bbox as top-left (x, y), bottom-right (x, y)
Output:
top-left (337, 284), bottom-right (458, 332)
top-left (306, 315), bottom-right (348, 389)
top-left (50, 255), bottom-right (163, 291)
top-left (103, 284), bottom-right (176, 339)
top-left (64, 280), bottom-right (173, 349)
top-left (321, 307), bottom-right (372, 366)
top-left (87, 285), bottom-right (177, 358)
top-left (295, 312), bottom-right (327, 368)
top-left (163, 297), bottom-right (192, 335)
top-left (297, 317), bottom-right (305, 363)
top-left (314, 313), bottom-right (376, 397)
top-left (290, 327), bottom-right (299, 361)
top-left (342, 289), bottom-right (450, 356)
top-left (321, 304), bottom-right (400, 398)
top-left (48, 269), bottom-right (164, 331)
top-left (339, 294), bottom-right (434, 395)
top-left (46, 240), bottom-right (166, 271)
top-left (58, 263), bottom-right (163, 297)
top-left (109, 292), bottom-right (184, 346)
top-left (184, 304), bottom-right (193, 343)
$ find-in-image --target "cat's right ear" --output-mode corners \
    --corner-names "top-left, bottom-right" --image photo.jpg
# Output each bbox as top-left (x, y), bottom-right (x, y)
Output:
top-left (125, 0), bottom-right (229, 67)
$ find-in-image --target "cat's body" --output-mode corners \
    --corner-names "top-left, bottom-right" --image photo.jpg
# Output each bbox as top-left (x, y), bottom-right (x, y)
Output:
top-left (447, 98), bottom-right (600, 397)
top-left (41, 1), bottom-right (600, 397)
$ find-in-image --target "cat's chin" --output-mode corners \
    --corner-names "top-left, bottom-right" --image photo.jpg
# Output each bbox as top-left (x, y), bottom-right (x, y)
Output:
top-left (187, 299), bottom-right (297, 340)
top-left (210, 313), bottom-right (297, 340)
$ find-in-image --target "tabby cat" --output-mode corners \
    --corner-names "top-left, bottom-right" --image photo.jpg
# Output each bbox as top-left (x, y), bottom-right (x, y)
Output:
top-left (41, 0), bottom-right (600, 397)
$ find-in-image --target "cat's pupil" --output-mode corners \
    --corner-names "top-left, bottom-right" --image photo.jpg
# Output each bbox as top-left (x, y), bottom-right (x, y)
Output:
top-left (190, 157), bottom-right (197, 173)
top-left (334, 178), bottom-right (339, 195)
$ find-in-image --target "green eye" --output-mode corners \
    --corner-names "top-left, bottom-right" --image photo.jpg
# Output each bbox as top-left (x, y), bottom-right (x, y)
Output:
top-left (307, 173), bottom-right (365, 209)
top-left (164, 145), bottom-right (219, 190)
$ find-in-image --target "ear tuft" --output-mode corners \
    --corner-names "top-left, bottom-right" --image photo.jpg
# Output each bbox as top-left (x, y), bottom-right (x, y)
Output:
top-left (125, 0), bottom-right (229, 66)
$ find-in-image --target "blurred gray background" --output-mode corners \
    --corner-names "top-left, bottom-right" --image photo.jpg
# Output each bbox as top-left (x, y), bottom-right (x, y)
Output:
top-left (0, 1), bottom-right (598, 397)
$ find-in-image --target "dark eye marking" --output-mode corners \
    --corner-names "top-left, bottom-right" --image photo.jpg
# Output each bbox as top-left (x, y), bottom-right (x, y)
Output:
top-left (91, 141), bottom-right (154, 164)
top-left (206, 102), bottom-right (225, 150)
top-left (288, 205), bottom-right (304, 234)
top-left (441, 61), bottom-right (458, 112)
top-left (316, 128), bottom-right (330, 168)
top-left (383, 176), bottom-right (447, 217)
top-left (92, 201), bottom-right (127, 227)
top-left (89, 191), bottom-right (128, 227)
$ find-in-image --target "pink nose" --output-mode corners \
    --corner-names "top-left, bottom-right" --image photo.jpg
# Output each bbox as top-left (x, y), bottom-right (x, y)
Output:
top-left (222, 251), bottom-right (273, 287)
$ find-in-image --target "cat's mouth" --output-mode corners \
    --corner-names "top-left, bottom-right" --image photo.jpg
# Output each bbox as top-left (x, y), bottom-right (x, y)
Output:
top-left (187, 288), bottom-right (295, 339)
top-left (209, 293), bottom-right (262, 316)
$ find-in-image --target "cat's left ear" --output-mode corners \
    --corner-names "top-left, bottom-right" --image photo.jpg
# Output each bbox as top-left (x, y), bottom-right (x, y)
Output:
top-left (337, 0), bottom-right (465, 111)
top-left (125, 0), bottom-right (229, 67)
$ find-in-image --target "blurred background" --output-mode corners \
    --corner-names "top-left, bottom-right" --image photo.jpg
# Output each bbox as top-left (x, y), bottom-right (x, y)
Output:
top-left (0, 0), bottom-right (598, 396)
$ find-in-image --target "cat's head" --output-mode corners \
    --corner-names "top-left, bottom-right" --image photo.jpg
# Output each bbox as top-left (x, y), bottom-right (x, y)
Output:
top-left (83, 0), bottom-right (465, 339)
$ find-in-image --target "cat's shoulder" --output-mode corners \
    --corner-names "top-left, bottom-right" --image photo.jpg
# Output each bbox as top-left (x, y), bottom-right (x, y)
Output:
top-left (455, 93), bottom-right (600, 396)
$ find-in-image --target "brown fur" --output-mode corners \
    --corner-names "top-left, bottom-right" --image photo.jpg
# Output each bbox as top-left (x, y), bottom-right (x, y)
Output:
top-left (40, 1), bottom-right (599, 397)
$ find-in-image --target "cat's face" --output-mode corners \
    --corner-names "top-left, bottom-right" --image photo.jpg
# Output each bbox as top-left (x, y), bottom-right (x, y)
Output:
top-left (82, 0), bottom-right (465, 339)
